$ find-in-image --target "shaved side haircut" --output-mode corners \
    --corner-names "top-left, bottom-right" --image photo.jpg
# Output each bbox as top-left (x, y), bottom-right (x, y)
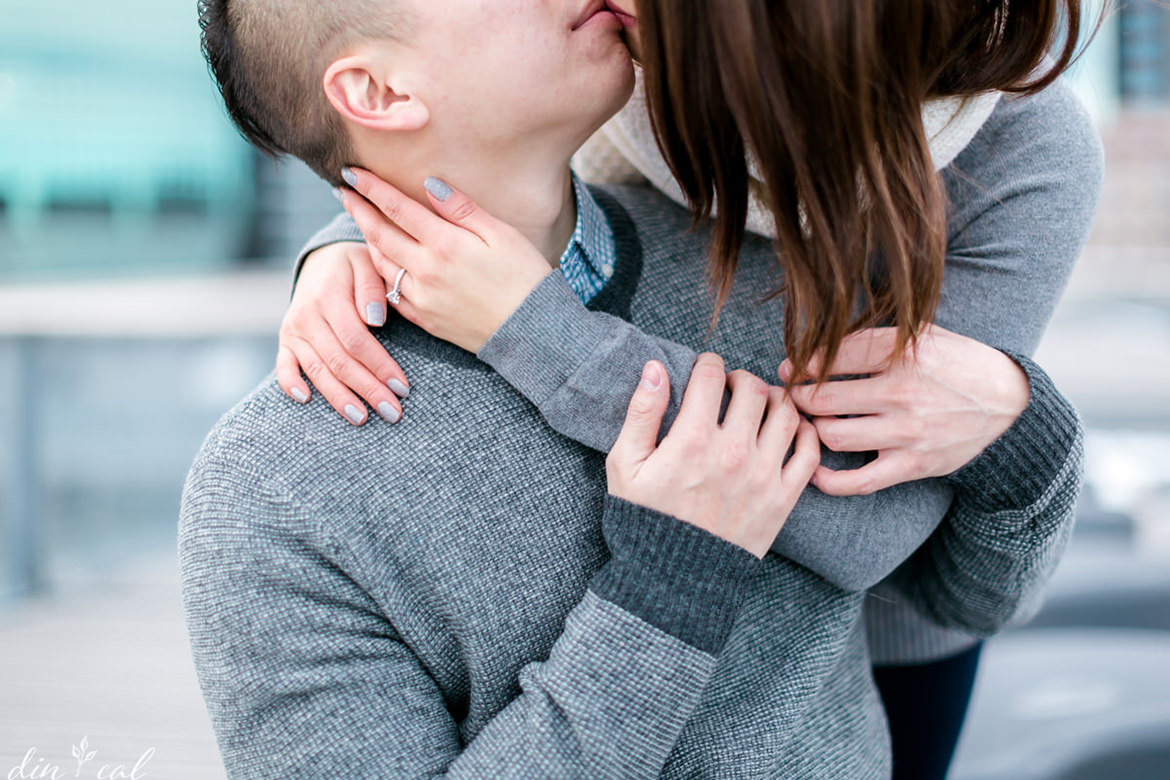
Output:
top-left (198, 0), bottom-right (410, 185)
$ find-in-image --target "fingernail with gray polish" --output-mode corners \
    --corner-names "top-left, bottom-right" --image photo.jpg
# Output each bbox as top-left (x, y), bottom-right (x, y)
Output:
top-left (331, 187), bottom-right (345, 204)
top-left (344, 404), bottom-right (366, 425)
top-left (425, 176), bottom-right (452, 202)
top-left (366, 302), bottom-right (387, 327)
top-left (341, 167), bottom-right (357, 187)
top-left (291, 387), bottom-right (309, 403)
top-left (378, 402), bottom-right (401, 424)
top-left (387, 379), bottom-right (410, 398)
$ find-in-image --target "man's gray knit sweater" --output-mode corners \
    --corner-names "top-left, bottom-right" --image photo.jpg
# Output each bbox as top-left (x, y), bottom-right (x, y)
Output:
top-left (181, 84), bottom-right (1097, 777)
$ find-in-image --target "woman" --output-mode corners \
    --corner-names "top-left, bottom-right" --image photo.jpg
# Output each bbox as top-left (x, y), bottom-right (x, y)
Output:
top-left (274, 1), bottom-right (1100, 777)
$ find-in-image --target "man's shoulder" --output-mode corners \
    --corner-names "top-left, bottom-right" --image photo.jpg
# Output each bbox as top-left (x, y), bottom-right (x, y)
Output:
top-left (180, 322), bottom-right (569, 529)
top-left (589, 182), bottom-right (774, 268)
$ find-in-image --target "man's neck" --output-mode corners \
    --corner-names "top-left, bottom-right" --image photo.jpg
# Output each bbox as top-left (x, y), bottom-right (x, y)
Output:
top-left (372, 143), bottom-right (578, 267)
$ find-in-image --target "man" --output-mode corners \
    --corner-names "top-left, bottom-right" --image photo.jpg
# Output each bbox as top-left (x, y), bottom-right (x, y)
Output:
top-left (181, 0), bottom-right (1085, 776)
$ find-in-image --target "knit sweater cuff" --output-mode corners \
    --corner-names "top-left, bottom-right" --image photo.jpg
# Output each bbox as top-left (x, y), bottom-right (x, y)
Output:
top-left (945, 352), bottom-right (1081, 514)
top-left (478, 272), bottom-right (609, 407)
top-left (589, 495), bottom-right (760, 656)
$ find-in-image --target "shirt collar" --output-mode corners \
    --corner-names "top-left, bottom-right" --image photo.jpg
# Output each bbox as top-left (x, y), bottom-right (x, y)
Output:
top-left (557, 174), bottom-right (617, 304)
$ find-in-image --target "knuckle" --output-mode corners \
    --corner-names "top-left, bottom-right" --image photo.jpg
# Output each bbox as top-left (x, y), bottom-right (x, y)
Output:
top-left (448, 199), bottom-right (478, 223)
top-left (339, 329), bottom-right (368, 356)
top-left (886, 382), bottom-right (915, 409)
top-left (718, 439), bottom-right (750, 472)
top-left (806, 388), bottom-right (834, 415)
top-left (325, 352), bottom-right (351, 378)
top-left (674, 426), bottom-right (706, 454)
top-left (733, 370), bottom-right (769, 397)
top-left (430, 233), bottom-right (457, 259)
top-left (370, 223), bottom-right (394, 253)
top-left (629, 395), bottom-right (656, 417)
top-left (853, 476), bottom-right (877, 496)
top-left (411, 264), bottom-right (437, 288)
top-left (692, 362), bottom-right (726, 385)
top-left (905, 416), bottom-right (928, 443)
top-left (304, 360), bottom-right (328, 382)
top-left (380, 198), bottom-right (404, 226)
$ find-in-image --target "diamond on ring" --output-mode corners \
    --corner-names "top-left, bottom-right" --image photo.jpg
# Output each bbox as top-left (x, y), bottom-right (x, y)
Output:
top-left (387, 268), bottom-right (407, 306)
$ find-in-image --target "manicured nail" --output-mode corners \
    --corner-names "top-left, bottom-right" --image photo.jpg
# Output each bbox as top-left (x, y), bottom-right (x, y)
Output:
top-left (424, 176), bottom-right (452, 202)
top-left (640, 362), bottom-right (662, 390)
top-left (378, 402), bottom-right (401, 424)
top-left (387, 378), bottom-right (410, 398)
top-left (344, 404), bottom-right (365, 425)
top-left (331, 187), bottom-right (345, 204)
top-left (341, 167), bottom-right (357, 187)
top-left (291, 387), bottom-right (309, 404)
top-left (366, 302), bottom-right (387, 327)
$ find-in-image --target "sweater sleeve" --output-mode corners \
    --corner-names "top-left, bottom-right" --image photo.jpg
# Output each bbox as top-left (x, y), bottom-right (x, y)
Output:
top-left (289, 84), bottom-right (1101, 599)
top-left (180, 454), bottom-right (759, 780)
top-left (862, 82), bottom-right (1103, 653)
top-left (291, 211), bottom-right (365, 288)
top-left (886, 354), bottom-right (1084, 637)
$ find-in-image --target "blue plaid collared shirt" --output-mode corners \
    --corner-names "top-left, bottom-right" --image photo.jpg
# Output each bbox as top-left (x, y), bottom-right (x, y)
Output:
top-left (558, 176), bottom-right (617, 304)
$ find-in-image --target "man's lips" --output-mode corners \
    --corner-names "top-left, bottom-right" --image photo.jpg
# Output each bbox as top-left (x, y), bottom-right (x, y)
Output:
top-left (572, 0), bottom-right (617, 31)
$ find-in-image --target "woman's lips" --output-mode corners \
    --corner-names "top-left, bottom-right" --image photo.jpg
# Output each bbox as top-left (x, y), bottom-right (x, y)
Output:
top-left (606, 3), bottom-right (637, 28)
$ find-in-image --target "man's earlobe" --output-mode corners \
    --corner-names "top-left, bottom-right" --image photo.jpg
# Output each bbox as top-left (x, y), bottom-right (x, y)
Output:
top-left (324, 56), bottom-right (429, 132)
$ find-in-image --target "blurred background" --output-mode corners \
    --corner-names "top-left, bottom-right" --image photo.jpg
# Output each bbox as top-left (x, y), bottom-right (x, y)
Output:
top-left (0, 1), bottom-right (1168, 778)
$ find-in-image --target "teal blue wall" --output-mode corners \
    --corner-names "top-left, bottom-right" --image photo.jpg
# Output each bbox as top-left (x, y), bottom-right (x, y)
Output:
top-left (0, 0), bottom-right (254, 277)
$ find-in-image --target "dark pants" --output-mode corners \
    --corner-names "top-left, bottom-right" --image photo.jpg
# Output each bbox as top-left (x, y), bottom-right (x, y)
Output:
top-left (873, 642), bottom-right (984, 780)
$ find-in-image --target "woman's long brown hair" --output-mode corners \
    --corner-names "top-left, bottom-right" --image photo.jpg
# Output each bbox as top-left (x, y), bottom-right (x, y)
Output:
top-left (637, 0), bottom-right (1090, 383)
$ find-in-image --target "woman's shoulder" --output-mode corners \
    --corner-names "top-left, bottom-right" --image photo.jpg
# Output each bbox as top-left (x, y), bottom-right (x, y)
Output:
top-left (950, 78), bottom-right (1104, 191)
top-left (945, 78), bottom-right (1104, 227)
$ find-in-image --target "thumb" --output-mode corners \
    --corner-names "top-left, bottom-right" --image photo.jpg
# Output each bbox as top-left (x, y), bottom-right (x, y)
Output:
top-left (424, 176), bottom-right (495, 241)
top-left (611, 361), bottom-right (670, 468)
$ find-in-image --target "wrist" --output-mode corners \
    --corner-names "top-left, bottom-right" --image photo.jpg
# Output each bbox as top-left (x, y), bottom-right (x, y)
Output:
top-left (947, 353), bottom-right (1081, 513)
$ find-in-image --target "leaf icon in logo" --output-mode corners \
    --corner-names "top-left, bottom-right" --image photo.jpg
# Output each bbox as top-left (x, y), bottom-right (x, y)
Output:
top-left (73, 736), bottom-right (95, 777)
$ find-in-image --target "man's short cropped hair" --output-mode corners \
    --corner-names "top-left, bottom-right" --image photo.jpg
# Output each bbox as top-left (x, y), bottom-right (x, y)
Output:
top-left (198, 0), bottom-right (409, 186)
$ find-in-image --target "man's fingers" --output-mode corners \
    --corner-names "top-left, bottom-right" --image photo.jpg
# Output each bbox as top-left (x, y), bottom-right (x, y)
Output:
top-left (722, 370), bottom-right (770, 438)
top-left (341, 167), bottom-right (445, 244)
top-left (783, 419), bottom-right (822, 489)
top-left (611, 361), bottom-right (670, 467)
top-left (812, 453), bottom-right (909, 497)
top-left (676, 353), bottom-right (727, 429)
top-left (423, 177), bottom-right (496, 244)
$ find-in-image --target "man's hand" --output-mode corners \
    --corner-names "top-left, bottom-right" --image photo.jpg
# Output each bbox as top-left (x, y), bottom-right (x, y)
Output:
top-left (780, 325), bottom-right (1031, 496)
top-left (607, 354), bottom-right (820, 558)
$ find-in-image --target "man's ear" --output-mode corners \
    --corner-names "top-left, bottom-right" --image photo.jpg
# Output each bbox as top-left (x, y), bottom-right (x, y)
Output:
top-left (323, 53), bottom-right (430, 132)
